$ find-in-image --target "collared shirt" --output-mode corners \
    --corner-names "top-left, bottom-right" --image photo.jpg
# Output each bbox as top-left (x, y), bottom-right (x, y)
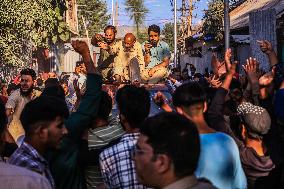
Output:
top-left (142, 40), bottom-right (171, 69)
top-left (8, 142), bottom-right (55, 189)
top-left (99, 133), bottom-right (149, 189)
top-left (111, 41), bottom-right (145, 80)
top-left (163, 176), bottom-right (217, 189)
top-left (97, 39), bottom-right (121, 70)
top-left (6, 89), bottom-right (41, 142)
top-left (0, 161), bottom-right (52, 189)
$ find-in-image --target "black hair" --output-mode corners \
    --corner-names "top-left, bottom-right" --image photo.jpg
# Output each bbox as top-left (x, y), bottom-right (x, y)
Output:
top-left (20, 68), bottom-right (36, 80)
top-left (140, 112), bottom-right (200, 177)
top-left (36, 78), bottom-right (44, 87)
top-left (148, 24), bottom-right (160, 35)
top-left (45, 78), bottom-right (60, 88)
top-left (41, 86), bottom-right (66, 101)
top-left (0, 102), bottom-right (7, 134)
top-left (75, 61), bottom-right (85, 67)
top-left (173, 82), bottom-right (206, 107)
top-left (116, 85), bottom-right (150, 128)
top-left (97, 91), bottom-right (113, 121)
top-left (20, 96), bottom-right (69, 137)
top-left (104, 25), bottom-right (117, 34)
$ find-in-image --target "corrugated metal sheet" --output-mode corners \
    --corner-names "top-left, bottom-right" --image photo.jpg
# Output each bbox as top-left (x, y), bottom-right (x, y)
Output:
top-left (230, 0), bottom-right (284, 29)
top-left (63, 43), bottom-right (81, 73)
top-left (250, 9), bottom-right (277, 71)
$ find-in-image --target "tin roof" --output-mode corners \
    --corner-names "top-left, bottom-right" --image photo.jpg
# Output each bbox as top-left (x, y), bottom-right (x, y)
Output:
top-left (230, 0), bottom-right (284, 29)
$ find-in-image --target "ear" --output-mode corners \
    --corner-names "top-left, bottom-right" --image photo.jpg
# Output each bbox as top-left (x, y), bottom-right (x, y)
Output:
top-left (203, 102), bottom-right (208, 113)
top-left (35, 125), bottom-right (48, 139)
top-left (119, 114), bottom-right (126, 124)
top-left (155, 154), bottom-right (171, 174)
top-left (241, 124), bottom-right (246, 140)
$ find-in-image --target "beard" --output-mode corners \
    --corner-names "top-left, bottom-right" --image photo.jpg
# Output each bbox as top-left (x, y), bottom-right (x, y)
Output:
top-left (20, 85), bottom-right (34, 97)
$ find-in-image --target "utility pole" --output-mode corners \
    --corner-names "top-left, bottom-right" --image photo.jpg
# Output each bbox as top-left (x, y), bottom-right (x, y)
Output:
top-left (174, 0), bottom-right (177, 67)
top-left (187, 0), bottom-right (193, 37)
top-left (112, 0), bottom-right (114, 25)
top-left (224, 0), bottom-right (230, 50)
top-left (114, 1), bottom-right (119, 27)
top-left (180, 0), bottom-right (187, 53)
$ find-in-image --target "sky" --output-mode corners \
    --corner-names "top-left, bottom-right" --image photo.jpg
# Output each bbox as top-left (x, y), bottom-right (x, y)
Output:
top-left (105, 0), bottom-right (208, 28)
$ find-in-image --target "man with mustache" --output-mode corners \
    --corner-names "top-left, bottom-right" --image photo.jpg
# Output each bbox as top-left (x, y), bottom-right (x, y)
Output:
top-left (92, 25), bottom-right (120, 81)
top-left (142, 24), bottom-right (171, 84)
top-left (5, 68), bottom-right (41, 145)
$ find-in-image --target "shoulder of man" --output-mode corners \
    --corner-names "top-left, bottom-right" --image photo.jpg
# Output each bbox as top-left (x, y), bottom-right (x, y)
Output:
top-left (0, 162), bottom-right (52, 189)
top-left (5, 89), bottom-right (21, 108)
top-left (33, 89), bottom-right (42, 97)
top-left (159, 41), bottom-right (170, 48)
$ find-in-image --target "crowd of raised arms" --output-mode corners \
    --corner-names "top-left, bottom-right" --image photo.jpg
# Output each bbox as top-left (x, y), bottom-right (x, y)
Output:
top-left (0, 24), bottom-right (284, 189)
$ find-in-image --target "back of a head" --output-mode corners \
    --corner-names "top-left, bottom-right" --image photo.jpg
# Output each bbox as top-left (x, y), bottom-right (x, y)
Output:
top-left (173, 82), bottom-right (206, 108)
top-left (140, 112), bottom-right (200, 177)
top-left (45, 78), bottom-right (60, 88)
top-left (20, 96), bottom-right (69, 137)
top-left (97, 91), bottom-right (113, 121)
top-left (0, 102), bottom-right (7, 134)
top-left (237, 102), bottom-right (271, 139)
top-left (116, 85), bottom-right (150, 128)
top-left (41, 86), bottom-right (65, 101)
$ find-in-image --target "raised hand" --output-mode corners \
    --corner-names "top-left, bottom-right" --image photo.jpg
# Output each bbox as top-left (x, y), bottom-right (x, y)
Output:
top-left (91, 34), bottom-right (104, 46)
top-left (257, 40), bottom-right (273, 55)
top-left (153, 91), bottom-right (167, 107)
top-left (71, 40), bottom-right (89, 56)
top-left (242, 57), bottom-right (260, 83)
top-left (144, 43), bottom-right (152, 53)
top-left (259, 72), bottom-right (274, 87)
top-left (225, 48), bottom-right (232, 71)
top-left (207, 75), bottom-right (222, 88)
top-left (228, 61), bottom-right (238, 76)
top-left (97, 41), bottom-right (110, 51)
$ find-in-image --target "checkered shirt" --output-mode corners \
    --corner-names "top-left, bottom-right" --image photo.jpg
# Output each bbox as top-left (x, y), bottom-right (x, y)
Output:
top-left (8, 142), bottom-right (55, 189)
top-left (99, 133), bottom-right (149, 189)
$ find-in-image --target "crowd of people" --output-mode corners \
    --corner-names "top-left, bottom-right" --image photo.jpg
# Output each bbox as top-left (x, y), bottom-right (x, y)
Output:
top-left (0, 24), bottom-right (284, 189)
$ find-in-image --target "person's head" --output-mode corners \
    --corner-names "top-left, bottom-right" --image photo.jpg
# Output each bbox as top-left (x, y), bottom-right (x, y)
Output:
top-left (91, 91), bottom-right (113, 128)
top-left (20, 68), bottom-right (36, 96)
top-left (237, 102), bottom-right (271, 141)
top-left (0, 102), bottom-right (7, 150)
top-left (60, 80), bottom-right (69, 96)
top-left (41, 86), bottom-right (66, 101)
top-left (45, 78), bottom-right (60, 88)
top-left (104, 25), bottom-right (117, 44)
top-left (173, 82), bottom-right (207, 119)
top-left (75, 61), bottom-right (86, 74)
top-left (190, 64), bottom-right (196, 74)
top-left (124, 33), bottom-right (136, 51)
top-left (20, 96), bottom-right (69, 150)
top-left (134, 112), bottom-right (200, 188)
top-left (116, 85), bottom-right (150, 131)
top-left (148, 24), bottom-right (160, 46)
top-left (36, 78), bottom-right (44, 87)
top-left (48, 72), bottom-right (57, 78)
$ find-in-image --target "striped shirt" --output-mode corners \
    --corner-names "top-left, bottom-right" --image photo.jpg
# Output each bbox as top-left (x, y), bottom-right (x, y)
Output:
top-left (85, 115), bottom-right (124, 188)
